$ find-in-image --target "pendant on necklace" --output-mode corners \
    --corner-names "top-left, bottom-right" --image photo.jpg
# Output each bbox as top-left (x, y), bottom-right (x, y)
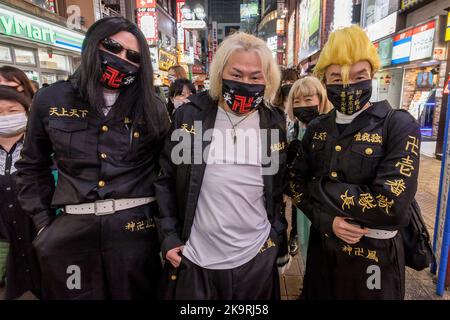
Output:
top-left (233, 134), bottom-right (237, 144)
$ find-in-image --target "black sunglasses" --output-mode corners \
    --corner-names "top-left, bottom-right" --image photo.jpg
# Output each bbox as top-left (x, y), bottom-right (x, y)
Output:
top-left (101, 38), bottom-right (141, 64)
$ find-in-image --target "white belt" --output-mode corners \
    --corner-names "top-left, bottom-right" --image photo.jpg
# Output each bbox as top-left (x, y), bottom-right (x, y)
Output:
top-left (64, 197), bottom-right (156, 215)
top-left (365, 228), bottom-right (398, 240)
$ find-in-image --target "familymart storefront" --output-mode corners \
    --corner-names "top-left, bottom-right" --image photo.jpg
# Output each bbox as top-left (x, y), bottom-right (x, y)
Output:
top-left (0, 4), bottom-right (84, 85)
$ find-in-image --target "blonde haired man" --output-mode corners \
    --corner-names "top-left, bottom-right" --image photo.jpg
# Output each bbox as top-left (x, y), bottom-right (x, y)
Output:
top-left (155, 32), bottom-right (287, 300)
top-left (287, 25), bottom-right (420, 299)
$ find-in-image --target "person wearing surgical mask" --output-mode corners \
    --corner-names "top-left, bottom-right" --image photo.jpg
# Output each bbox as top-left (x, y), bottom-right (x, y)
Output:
top-left (155, 32), bottom-right (287, 300)
top-left (166, 79), bottom-right (196, 118)
top-left (0, 85), bottom-right (40, 300)
top-left (15, 17), bottom-right (170, 300)
top-left (284, 76), bottom-right (332, 272)
top-left (287, 25), bottom-right (420, 300)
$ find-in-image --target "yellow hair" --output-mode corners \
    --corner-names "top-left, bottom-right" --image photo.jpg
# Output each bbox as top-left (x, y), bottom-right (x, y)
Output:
top-left (314, 25), bottom-right (380, 85)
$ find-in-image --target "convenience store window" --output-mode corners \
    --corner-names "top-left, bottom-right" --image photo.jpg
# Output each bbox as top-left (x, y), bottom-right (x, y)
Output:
top-left (0, 45), bottom-right (12, 62)
top-left (14, 48), bottom-right (36, 65)
top-left (38, 49), bottom-right (69, 71)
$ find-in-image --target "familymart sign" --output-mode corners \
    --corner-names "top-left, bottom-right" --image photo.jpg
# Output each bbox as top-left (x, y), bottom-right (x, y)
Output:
top-left (0, 6), bottom-right (84, 52)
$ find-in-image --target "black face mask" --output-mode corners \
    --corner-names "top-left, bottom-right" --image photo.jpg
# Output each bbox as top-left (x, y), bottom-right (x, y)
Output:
top-left (281, 84), bottom-right (293, 98)
top-left (222, 79), bottom-right (265, 114)
top-left (326, 79), bottom-right (372, 115)
top-left (293, 106), bottom-right (319, 124)
top-left (99, 50), bottom-right (139, 90)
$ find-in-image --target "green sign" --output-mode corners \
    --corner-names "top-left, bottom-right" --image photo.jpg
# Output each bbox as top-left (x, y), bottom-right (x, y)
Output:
top-left (378, 37), bottom-right (393, 67)
top-left (0, 6), bottom-right (84, 52)
top-left (0, 13), bottom-right (56, 44)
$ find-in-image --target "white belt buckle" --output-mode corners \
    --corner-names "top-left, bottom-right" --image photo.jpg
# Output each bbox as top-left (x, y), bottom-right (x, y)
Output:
top-left (94, 199), bottom-right (116, 215)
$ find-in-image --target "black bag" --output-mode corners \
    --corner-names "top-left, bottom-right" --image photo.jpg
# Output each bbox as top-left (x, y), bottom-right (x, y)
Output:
top-left (384, 108), bottom-right (435, 271)
top-left (400, 199), bottom-right (435, 270)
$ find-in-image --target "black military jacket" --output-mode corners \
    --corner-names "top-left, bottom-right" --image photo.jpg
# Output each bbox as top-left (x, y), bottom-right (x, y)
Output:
top-left (15, 80), bottom-right (169, 231)
top-left (287, 101), bottom-right (420, 236)
top-left (154, 91), bottom-right (288, 256)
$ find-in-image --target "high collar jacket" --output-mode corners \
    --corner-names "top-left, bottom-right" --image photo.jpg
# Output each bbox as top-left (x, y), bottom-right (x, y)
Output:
top-left (154, 91), bottom-right (288, 256)
top-left (287, 101), bottom-right (421, 236)
top-left (15, 80), bottom-right (170, 230)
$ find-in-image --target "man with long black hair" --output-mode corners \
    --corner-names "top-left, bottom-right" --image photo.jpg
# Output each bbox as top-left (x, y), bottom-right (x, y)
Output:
top-left (15, 17), bottom-right (170, 299)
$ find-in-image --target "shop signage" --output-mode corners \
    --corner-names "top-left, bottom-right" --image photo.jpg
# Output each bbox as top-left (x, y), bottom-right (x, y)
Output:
top-left (149, 47), bottom-right (159, 72)
top-left (267, 36), bottom-right (277, 59)
top-left (392, 20), bottom-right (436, 65)
top-left (332, 0), bottom-right (353, 31)
top-left (211, 21), bottom-right (218, 57)
top-left (392, 29), bottom-right (412, 64)
top-left (400, 0), bottom-right (420, 11)
top-left (181, 20), bottom-right (206, 30)
top-left (192, 64), bottom-right (204, 74)
top-left (366, 12), bottom-right (397, 42)
top-left (176, 0), bottom-right (185, 44)
top-left (0, 6), bottom-right (84, 52)
top-left (298, 0), bottom-right (321, 62)
top-left (276, 19), bottom-right (284, 35)
top-left (409, 20), bottom-right (435, 62)
top-left (377, 37), bottom-right (393, 67)
top-left (136, 0), bottom-right (158, 44)
top-left (159, 49), bottom-right (177, 71)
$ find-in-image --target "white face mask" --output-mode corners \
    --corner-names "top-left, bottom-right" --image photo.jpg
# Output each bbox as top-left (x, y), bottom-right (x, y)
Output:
top-left (174, 99), bottom-right (185, 109)
top-left (0, 112), bottom-right (27, 137)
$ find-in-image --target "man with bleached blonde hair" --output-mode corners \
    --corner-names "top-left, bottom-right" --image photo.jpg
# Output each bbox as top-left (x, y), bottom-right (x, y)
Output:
top-left (155, 32), bottom-right (287, 300)
top-left (287, 25), bottom-right (421, 299)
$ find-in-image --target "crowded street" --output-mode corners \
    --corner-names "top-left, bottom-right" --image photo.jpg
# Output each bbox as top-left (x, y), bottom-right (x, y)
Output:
top-left (0, 0), bottom-right (450, 308)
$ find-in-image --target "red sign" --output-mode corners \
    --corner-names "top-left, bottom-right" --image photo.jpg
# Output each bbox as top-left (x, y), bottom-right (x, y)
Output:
top-left (394, 29), bottom-right (413, 42)
top-left (176, 0), bottom-right (185, 23)
top-left (136, 10), bottom-right (158, 44)
top-left (192, 65), bottom-right (204, 74)
top-left (412, 20), bottom-right (435, 35)
top-left (135, 0), bottom-right (156, 8)
top-left (444, 77), bottom-right (450, 95)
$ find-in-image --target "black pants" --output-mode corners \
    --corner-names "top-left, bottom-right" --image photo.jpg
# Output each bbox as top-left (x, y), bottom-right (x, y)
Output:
top-left (32, 204), bottom-right (162, 300)
top-left (302, 226), bottom-right (405, 300)
top-left (161, 230), bottom-right (280, 300)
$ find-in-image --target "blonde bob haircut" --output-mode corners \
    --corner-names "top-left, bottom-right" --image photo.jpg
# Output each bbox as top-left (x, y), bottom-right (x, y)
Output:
top-left (286, 76), bottom-right (332, 120)
top-left (314, 25), bottom-right (381, 85)
top-left (208, 32), bottom-right (281, 103)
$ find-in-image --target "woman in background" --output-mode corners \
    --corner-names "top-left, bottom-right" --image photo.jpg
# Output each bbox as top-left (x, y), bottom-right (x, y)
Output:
top-left (0, 66), bottom-right (36, 100)
top-left (167, 78), bottom-right (197, 118)
top-left (0, 85), bottom-right (39, 299)
top-left (285, 76), bottom-right (331, 270)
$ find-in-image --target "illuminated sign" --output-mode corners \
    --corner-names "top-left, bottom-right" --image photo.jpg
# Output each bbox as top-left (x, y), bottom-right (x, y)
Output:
top-left (392, 20), bottom-right (436, 64)
top-left (159, 49), bottom-right (177, 71)
top-left (136, 0), bottom-right (158, 44)
top-left (392, 29), bottom-right (413, 64)
top-left (409, 20), bottom-right (435, 62)
top-left (181, 20), bottom-right (206, 30)
top-left (0, 6), bottom-right (84, 52)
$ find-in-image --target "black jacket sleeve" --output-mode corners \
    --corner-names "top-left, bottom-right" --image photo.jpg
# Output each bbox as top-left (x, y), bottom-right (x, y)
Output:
top-left (15, 89), bottom-right (55, 231)
top-left (286, 128), bottom-right (335, 236)
top-left (310, 111), bottom-right (420, 229)
top-left (154, 110), bottom-right (184, 257)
